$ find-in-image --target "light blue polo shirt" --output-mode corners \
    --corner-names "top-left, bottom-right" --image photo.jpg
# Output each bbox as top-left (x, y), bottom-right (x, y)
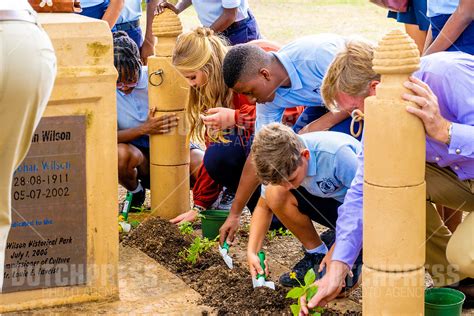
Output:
top-left (261, 131), bottom-right (361, 203)
top-left (255, 34), bottom-right (345, 132)
top-left (427, 0), bottom-right (459, 17)
top-left (80, 0), bottom-right (107, 9)
top-left (192, 0), bottom-right (249, 27)
top-left (116, 0), bottom-right (143, 24)
top-left (117, 66), bottom-right (149, 148)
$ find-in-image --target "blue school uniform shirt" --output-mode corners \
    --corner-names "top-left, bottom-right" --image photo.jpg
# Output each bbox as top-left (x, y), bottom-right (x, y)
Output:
top-left (427, 0), bottom-right (459, 17)
top-left (80, 0), bottom-right (107, 9)
top-left (116, 0), bottom-right (142, 24)
top-left (255, 34), bottom-right (346, 132)
top-left (192, 0), bottom-right (249, 27)
top-left (262, 131), bottom-right (361, 203)
top-left (116, 66), bottom-right (149, 148)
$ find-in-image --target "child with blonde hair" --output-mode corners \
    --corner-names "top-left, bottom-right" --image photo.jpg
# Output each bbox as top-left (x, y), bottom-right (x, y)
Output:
top-left (170, 27), bottom-right (301, 225)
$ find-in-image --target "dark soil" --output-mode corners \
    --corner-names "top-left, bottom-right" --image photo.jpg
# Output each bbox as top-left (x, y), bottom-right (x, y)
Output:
top-left (122, 217), bottom-right (361, 316)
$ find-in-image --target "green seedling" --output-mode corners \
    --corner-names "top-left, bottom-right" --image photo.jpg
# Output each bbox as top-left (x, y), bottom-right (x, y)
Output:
top-left (266, 229), bottom-right (277, 241)
top-left (267, 228), bottom-right (293, 241)
top-left (196, 213), bottom-right (206, 221)
top-left (286, 269), bottom-right (324, 316)
top-left (131, 204), bottom-right (150, 213)
top-left (179, 236), bottom-right (216, 265)
top-left (130, 220), bottom-right (141, 229)
top-left (278, 227), bottom-right (293, 237)
top-left (178, 221), bottom-right (194, 235)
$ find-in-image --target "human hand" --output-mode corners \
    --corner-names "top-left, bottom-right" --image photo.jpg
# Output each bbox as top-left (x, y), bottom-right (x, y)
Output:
top-left (155, 1), bottom-right (179, 15)
top-left (402, 76), bottom-right (450, 144)
top-left (140, 41), bottom-right (154, 65)
top-left (318, 243), bottom-right (335, 273)
top-left (169, 209), bottom-right (198, 225)
top-left (247, 251), bottom-right (269, 279)
top-left (142, 108), bottom-right (178, 135)
top-left (200, 107), bottom-right (236, 131)
top-left (219, 213), bottom-right (240, 245)
top-left (299, 261), bottom-right (348, 315)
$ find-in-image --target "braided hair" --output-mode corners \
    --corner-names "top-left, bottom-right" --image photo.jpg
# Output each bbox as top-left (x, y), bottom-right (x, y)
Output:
top-left (113, 31), bottom-right (142, 83)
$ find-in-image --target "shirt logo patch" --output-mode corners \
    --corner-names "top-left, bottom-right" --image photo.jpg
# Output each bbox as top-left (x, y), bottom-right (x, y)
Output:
top-left (317, 178), bottom-right (338, 194)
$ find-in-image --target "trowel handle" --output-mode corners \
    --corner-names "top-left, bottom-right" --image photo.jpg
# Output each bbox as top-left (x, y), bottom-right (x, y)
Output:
top-left (256, 251), bottom-right (266, 279)
top-left (223, 241), bottom-right (230, 251)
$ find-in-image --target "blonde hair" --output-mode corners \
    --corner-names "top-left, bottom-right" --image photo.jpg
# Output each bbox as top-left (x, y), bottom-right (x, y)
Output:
top-left (172, 27), bottom-right (232, 143)
top-left (251, 123), bottom-right (305, 185)
top-left (321, 39), bottom-right (380, 112)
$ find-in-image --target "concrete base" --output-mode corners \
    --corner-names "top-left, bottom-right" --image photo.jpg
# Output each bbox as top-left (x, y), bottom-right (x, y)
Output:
top-left (18, 246), bottom-right (213, 315)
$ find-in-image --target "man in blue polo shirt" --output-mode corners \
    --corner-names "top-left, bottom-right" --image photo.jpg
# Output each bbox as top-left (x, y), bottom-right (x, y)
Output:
top-left (157, 0), bottom-right (261, 45)
top-left (218, 34), bottom-right (355, 247)
top-left (247, 123), bottom-right (362, 287)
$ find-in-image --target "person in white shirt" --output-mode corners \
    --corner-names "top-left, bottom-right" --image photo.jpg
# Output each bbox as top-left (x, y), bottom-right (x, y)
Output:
top-left (0, 0), bottom-right (56, 291)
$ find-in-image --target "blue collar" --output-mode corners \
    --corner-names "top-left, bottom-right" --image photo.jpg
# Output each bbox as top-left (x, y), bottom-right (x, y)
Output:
top-left (300, 136), bottom-right (316, 176)
top-left (271, 51), bottom-right (303, 95)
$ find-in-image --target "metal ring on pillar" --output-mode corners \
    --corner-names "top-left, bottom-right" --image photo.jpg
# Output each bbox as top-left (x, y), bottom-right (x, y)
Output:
top-left (350, 109), bottom-right (364, 138)
top-left (149, 69), bottom-right (164, 87)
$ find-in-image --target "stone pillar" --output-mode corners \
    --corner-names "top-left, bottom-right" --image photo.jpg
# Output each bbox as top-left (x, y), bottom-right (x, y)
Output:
top-left (362, 30), bottom-right (425, 315)
top-left (0, 14), bottom-right (118, 312)
top-left (148, 9), bottom-right (190, 219)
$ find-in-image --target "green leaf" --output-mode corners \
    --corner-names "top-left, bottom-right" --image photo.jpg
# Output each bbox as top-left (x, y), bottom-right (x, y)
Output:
top-left (286, 287), bottom-right (304, 299)
top-left (290, 304), bottom-right (300, 316)
top-left (304, 268), bottom-right (316, 286)
top-left (306, 285), bottom-right (318, 301)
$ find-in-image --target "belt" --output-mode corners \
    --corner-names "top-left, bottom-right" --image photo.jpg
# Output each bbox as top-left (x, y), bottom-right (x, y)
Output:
top-left (114, 19), bottom-right (140, 32)
top-left (0, 10), bottom-right (37, 24)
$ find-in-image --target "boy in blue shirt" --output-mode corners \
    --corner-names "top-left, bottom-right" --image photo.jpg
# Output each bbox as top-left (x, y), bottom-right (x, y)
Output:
top-left (218, 35), bottom-right (358, 248)
top-left (247, 123), bottom-right (362, 288)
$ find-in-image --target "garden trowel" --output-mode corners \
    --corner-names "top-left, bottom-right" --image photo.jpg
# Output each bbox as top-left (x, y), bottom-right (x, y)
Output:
top-left (252, 251), bottom-right (275, 290)
top-left (219, 241), bottom-right (233, 269)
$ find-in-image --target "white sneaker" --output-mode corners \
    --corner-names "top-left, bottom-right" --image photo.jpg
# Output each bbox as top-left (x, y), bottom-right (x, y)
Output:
top-left (210, 187), bottom-right (235, 210)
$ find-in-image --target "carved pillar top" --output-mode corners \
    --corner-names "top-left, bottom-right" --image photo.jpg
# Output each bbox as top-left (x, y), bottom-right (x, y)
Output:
top-left (152, 9), bottom-right (183, 56)
top-left (373, 29), bottom-right (420, 75)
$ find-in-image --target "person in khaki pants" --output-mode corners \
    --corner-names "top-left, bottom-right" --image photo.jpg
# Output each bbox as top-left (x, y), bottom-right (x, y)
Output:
top-left (0, 1), bottom-right (56, 290)
top-left (298, 41), bottom-right (473, 312)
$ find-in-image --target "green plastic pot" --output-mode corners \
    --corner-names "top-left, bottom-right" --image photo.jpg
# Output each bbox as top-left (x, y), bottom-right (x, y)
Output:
top-left (200, 210), bottom-right (229, 239)
top-left (425, 288), bottom-right (465, 316)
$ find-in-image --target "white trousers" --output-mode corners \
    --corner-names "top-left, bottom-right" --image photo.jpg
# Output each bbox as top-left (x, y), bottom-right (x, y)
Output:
top-left (0, 18), bottom-right (56, 291)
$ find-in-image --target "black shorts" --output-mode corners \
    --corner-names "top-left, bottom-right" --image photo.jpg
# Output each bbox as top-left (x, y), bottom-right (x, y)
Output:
top-left (289, 186), bottom-right (340, 230)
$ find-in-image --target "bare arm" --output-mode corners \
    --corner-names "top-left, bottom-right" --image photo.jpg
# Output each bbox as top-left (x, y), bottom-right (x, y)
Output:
top-left (102, 0), bottom-right (124, 29)
top-left (423, 0), bottom-right (474, 55)
top-left (219, 153), bottom-right (260, 244)
top-left (247, 197), bottom-right (273, 278)
top-left (210, 8), bottom-right (238, 33)
top-left (141, 0), bottom-right (162, 64)
top-left (118, 126), bottom-right (147, 144)
top-left (298, 111), bottom-right (350, 134)
top-left (118, 111), bottom-right (178, 143)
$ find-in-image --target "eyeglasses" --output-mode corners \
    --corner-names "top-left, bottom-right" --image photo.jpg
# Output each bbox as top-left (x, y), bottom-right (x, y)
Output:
top-left (116, 82), bottom-right (138, 89)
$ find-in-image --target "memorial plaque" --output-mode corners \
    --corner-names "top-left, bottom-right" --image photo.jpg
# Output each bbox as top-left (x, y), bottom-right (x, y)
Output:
top-left (3, 116), bottom-right (87, 292)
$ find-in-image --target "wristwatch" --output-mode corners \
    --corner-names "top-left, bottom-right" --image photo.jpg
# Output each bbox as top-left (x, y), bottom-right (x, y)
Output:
top-left (192, 205), bottom-right (205, 213)
top-left (446, 122), bottom-right (453, 146)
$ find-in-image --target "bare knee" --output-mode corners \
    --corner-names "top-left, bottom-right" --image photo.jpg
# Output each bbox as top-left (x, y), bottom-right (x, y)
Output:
top-left (266, 185), bottom-right (295, 212)
top-left (118, 143), bottom-right (143, 178)
top-left (446, 213), bottom-right (474, 275)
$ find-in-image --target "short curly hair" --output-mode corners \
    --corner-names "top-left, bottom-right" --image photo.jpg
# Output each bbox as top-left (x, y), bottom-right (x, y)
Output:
top-left (222, 43), bottom-right (271, 88)
top-left (251, 123), bottom-right (305, 185)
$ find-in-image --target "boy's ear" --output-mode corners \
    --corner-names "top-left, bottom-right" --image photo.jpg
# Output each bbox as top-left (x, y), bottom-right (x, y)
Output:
top-left (259, 68), bottom-right (271, 81)
top-left (301, 148), bottom-right (310, 159)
